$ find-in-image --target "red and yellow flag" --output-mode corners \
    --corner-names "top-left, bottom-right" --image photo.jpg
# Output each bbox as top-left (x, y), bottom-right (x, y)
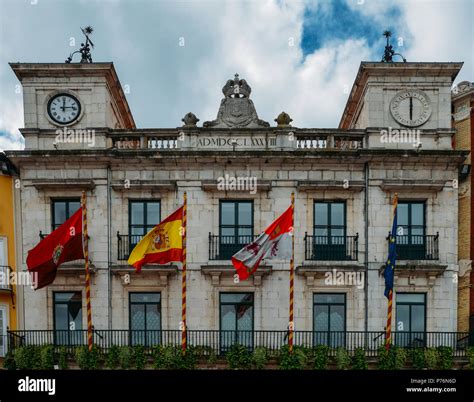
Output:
top-left (128, 206), bottom-right (184, 272)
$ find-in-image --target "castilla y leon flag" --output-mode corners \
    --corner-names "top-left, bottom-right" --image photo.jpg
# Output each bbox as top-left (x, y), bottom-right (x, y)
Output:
top-left (128, 206), bottom-right (184, 272)
top-left (232, 205), bottom-right (293, 280)
top-left (26, 207), bottom-right (84, 290)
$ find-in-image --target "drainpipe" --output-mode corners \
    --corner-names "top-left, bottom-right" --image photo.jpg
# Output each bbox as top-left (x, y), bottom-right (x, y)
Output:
top-left (107, 164), bottom-right (112, 330)
top-left (364, 162), bottom-right (369, 334)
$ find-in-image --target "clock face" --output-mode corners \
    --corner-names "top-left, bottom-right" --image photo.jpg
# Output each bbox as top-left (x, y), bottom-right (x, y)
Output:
top-left (390, 90), bottom-right (432, 127)
top-left (47, 93), bottom-right (81, 125)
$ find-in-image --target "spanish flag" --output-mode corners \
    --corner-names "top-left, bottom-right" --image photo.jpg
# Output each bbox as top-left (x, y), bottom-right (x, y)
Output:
top-left (128, 206), bottom-right (184, 272)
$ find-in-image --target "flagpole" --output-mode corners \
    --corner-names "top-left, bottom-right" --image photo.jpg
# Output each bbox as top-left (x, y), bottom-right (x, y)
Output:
top-left (81, 191), bottom-right (93, 352)
top-left (181, 192), bottom-right (187, 354)
top-left (288, 192), bottom-right (295, 353)
top-left (385, 193), bottom-right (398, 350)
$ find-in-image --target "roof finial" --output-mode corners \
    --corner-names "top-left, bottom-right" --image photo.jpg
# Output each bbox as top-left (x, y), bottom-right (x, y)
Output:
top-left (65, 26), bottom-right (95, 63)
top-left (381, 30), bottom-right (406, 63)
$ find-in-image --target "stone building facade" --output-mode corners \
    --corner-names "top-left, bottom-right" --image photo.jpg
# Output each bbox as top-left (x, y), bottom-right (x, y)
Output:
top-left (5, 60), bottom-right (469, 349)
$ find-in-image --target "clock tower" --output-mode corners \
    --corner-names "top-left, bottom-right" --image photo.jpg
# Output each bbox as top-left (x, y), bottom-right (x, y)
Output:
top-left (339, 62), bottom-right (463, 131)
top-left (10, 62), bottom-right (135, 150)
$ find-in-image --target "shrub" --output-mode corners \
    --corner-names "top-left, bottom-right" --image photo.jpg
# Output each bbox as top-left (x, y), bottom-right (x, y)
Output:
top-left (394, 347), bottom-right (407, 370)
top-left (313, 345), bottom-right (329, 370)
top-left (277, 345), bottom-right (307, 370)
top-left (40, 345), bottom-right (55, 369)
top-left (74, 345), bottom-right (99, 370)
top-left (119, 346), bottom-right (132, 369)
top-left (377, 345), bottom-right (394, 370)
top-left (252, 347), bottom-right (268, 369)
top-left (58, 347), bottom-right (68, 370)
top-left (467, 347), bottom-right (474, 370)
top-left (335, 347), bottom-right (350, 370)
top-left (133, 345), bottom-right (147, 370)
top-left (424, 348), bottom-right (438, 370)
top-left (437, 346), bottom-right (453, 370)
top-left (207, 348), bottom-right (217, 365)
top-left (3, 350), bottom-right (16, 370)
top-left (106, 345), bottom-right (120, 369)
top-left (226, 344), bottom-right (251, 369)
top-left (152, 345), bottom-right (196, 369)
top-left (14, 345), bottom-right (41, 370)
top-left (351, 347), bottom-right (368, 370)
top-left (411, 348), bottom-right (425, 370)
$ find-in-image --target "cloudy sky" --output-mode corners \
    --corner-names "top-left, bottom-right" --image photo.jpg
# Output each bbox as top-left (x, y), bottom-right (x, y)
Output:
top-left (0, 0), bottom-right (472, 151)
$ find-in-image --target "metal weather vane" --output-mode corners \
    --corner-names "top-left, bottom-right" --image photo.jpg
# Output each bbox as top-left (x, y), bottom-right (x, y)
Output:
top-left (381, 30), bottom-right (406, 63)
top-left (65, 26), bottom-right (95, 63)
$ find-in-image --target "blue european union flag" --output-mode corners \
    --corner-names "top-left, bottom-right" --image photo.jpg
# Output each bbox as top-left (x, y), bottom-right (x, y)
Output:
top-left (384, 202), bottom-right (398, 298)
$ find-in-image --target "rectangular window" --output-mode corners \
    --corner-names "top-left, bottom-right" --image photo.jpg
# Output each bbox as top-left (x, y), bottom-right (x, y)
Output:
top-left (397, 202), bottom-right (426, 259)
top-left (129, 200), bottom-right (161, 248)
top-left (53, 292), bottom-right (82, 345)
top-left (313, 202), bottom-right (346, 260)
top-left (395, 293), bottom-right (426, 347)
top-left (0, 305), bottom-right (7, 357)
top-left (220, 293), bottom-right (254, 352)
top-left (129, 292), bottom-right (162, 346)
top-left (218, 201), bottom-right (253, 259)
top-left (52, 199), bottom-right (81, 230)
top-left (313, 293), bottom-right (346, 347)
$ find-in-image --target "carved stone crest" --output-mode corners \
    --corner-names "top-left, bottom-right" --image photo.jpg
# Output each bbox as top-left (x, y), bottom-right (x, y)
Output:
top-left (204, 74), bottom-right (269, 129)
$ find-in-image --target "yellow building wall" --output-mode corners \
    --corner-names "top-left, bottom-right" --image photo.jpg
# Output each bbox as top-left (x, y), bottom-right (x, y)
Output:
top-left (0, 175), bottom-right (17, 331)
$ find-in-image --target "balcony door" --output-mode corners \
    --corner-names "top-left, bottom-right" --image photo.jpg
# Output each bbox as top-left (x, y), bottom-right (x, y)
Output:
top-left (313, 202), bottom-right (346, 260)
top-left (220, 293), bottom-right (254, 351)
top-left (53, 292), bottom-right (83, 346)
top-left (129, 200), bottom-right (161, 251)
top-left (313, 293), bottom-right (346, 347)
top-left (129, 293), bottom-right (161, 346)
top-left (219, 201), bottom-right (253, 259)
top-left (395, 293), bottom-right (426, 347)
top-left (397, 202), bottom-right (425, 259)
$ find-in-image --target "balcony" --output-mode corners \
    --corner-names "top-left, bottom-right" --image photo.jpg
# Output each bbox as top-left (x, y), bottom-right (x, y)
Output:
top-left (0, 265), bottom-right (13, 293)
top-left (6, 329), bottom-right (472, 357)
top-left (208, 233), bottom-right (259, 260)
top-left (304, 234), bottom-right (359, 261)
top-left (117, 233), bottom-right (144, 261)
top-left (388, 233), bottom-right (439, 260)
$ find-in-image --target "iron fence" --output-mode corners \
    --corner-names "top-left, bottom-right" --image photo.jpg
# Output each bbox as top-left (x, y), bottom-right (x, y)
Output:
top-left (388, 233), bottom-right (439, 260)
top-left (304, 234), bottom-right (359, 261)
top-left (208, 233), bottom-right (259, 260)
top-left (6, 330), bottom-right (471, 357)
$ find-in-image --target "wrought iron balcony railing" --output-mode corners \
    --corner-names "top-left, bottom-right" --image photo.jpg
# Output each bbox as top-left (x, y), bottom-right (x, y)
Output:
top-left (117, 233), bottom-right (144, 261)
top-left (6, 330), bottom-right (472, 357)
top-left (208, 233), bottom-right (259, 260)
top-left (387, 233), bottom-right (439, 260)
top-left (304, 233), bottom-right (359, 261)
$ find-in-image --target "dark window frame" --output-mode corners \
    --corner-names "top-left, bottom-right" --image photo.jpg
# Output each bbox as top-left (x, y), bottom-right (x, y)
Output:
top-left (313, 201), bottom-right (347, 239)
top-left (397, 201), bottom-right (426, 242)
top-left (312, 293), bottom-right (347, 333)
top-left (219, 200), bottom-right (254, 240)
top-left (128, 199), bottom-right (161, 237)
top-left (51, 198), bottom-right (81, 231)
top-left (395, 292), bottom-right (427, 333)
top-left (53, 291), bottom-right (83, 346)
top-left (128, 291), bottom-right (162, 332)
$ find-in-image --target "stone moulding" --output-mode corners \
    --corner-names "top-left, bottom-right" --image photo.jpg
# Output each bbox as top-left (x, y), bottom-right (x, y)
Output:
top-left (378, 262), bottom-right (447, 287)
top-left (111, 265), bottom-right (178, 286)
top-left (110, 180), bottom-right (176, 191)
top-left (379, 179), bottom-right (447, 192)
top-left (200, 179), bottom-right (271, 192)
top-left (200, 264), bottom-right (271, 286)
top-left (296, 264), bottom-right (365, 287)
top-left (31, 179), bottom-right (95, 190)
top-left (297, 180), bottom-right (365, 192)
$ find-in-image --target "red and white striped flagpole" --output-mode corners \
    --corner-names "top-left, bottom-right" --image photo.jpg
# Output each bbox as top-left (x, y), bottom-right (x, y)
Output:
top-left (385, 193), bottom-right (398, 350)
top-left (81, 191), bottom-right (93, 352)
top-left (288, 192), bottom-right (295, 352)
top-left (181, 192), bottom-right (187, 354)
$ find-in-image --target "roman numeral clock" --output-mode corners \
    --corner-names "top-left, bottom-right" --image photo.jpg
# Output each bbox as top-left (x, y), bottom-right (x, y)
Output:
top-left (390, 89), bottom-right (432, 127)
top-left (47, 93), bottom-right (82, 125)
